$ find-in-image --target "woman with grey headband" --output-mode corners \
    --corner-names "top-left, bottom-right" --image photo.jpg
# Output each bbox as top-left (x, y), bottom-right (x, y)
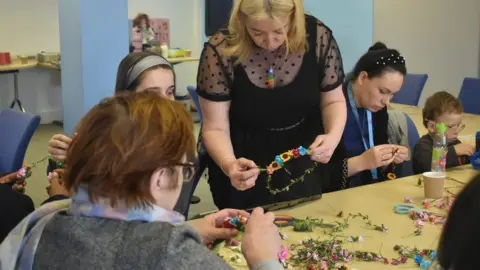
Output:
top-left (45, 52), bottom-right (198, 213)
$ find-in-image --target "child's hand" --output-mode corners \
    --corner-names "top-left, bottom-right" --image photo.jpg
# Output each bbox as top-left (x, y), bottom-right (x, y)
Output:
top-left (454, 143), bottom-right (475, 156)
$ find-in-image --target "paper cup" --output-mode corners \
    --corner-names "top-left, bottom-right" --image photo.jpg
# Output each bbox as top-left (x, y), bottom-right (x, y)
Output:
top-left (423, 171), bottom-right (446, 198)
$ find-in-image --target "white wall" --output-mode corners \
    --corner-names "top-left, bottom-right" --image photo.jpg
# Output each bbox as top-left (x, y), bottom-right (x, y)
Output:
top-left (374, 0), bottom-right (480, 107)
top-left (0, 0), bottom-right (62, 123)
top-left (2, 0), bottom-right (479, 120)
top-left (0, 0), bottom-right (202, 123)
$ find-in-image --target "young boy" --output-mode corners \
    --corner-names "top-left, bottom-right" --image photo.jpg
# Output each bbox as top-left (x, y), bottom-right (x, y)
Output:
top-left (413, 91), bottom-right (475, 174)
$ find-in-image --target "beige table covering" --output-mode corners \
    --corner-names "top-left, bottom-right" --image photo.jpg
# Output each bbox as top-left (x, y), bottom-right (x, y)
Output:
top-left (215, 104), bottom-right (480, 269)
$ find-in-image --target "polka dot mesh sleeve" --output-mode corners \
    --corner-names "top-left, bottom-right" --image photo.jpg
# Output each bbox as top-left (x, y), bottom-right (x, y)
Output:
top-left (316, 22), bottom-right (345, 92)
top-left (196, 33), bottom-right (234, 102)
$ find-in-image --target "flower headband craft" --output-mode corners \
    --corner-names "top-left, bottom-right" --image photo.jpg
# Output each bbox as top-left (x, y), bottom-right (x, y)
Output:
top-left (259, 146), bottom-right (318, 195)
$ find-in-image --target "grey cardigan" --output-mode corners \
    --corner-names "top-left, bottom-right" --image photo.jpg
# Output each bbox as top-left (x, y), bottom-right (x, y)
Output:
top-left (32, 213), bottom-right (283, 270)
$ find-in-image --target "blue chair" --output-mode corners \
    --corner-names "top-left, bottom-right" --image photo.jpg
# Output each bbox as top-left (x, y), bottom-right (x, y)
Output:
top-left (392, 74), bottom-right (428, 106)
top-left (399, 113), bottom-right (420, 177)
top-left (187, 86), bottom-right (203, 124)
top-left (0, 109), bottom-right (41, 175)
top-left (458, 77), bottom-right (480, 115)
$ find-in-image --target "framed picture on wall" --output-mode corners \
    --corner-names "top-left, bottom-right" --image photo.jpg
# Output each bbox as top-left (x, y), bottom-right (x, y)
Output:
top-left (150, 19), bottom-right (170, 46)
top-left (128, 18), bottom-right (170, 46)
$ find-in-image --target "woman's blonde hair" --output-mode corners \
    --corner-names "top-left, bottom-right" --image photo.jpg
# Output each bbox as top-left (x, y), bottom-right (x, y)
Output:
top-left (224, 0), bottom-right (307, 64)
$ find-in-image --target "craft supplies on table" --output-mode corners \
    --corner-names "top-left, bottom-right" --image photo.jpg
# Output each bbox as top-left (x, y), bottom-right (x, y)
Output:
top-left (37, 52), bottom-right (60, 63)
top-left (160, 43), bottom-right (169, 58)
top-left (0, 52), bottom-right (12, 65)
top-left (393, 204), bottom-right (424, 215)
top-left (274, 215), bottom-right (295, 227)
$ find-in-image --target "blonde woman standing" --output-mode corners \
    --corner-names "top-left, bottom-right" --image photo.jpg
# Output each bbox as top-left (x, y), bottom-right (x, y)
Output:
top-left (197, 0), bottom-right (348, 209)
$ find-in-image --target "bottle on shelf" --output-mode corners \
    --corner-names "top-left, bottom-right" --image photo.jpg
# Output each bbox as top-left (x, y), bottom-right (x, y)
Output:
top-left (160, 43), bottom-right (169, 59)
top-left (431, 123), bottom-right (447, 173)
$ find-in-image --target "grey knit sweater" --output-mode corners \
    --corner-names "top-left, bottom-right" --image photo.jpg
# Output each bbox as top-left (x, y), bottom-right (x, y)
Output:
top-left (32, 214), bottom-right (283, 270)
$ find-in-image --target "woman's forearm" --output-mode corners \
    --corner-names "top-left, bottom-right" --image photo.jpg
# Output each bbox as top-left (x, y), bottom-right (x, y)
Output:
top-left (202, 129), bottom-right (236, 171)
top-left (321, 100), bottom-right (347, 141)
top-left (347, 156), bottom-right (367, 177)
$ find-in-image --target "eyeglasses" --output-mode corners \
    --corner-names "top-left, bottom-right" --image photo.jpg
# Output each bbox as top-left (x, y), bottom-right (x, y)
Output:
top-left (447, 123), bottom-right (465, 132)
top-left (176, 162), bottom-right (196, 182)
top-left (426, 120), bottom-right (466, 132)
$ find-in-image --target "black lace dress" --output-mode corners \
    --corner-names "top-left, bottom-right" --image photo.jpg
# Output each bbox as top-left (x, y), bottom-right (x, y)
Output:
top-left (196, 15), bottom-right (346, 209)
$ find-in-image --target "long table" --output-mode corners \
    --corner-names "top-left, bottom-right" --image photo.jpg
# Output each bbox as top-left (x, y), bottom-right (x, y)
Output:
top-left (215, 104), bottom-right (480, 269)
top-left (0, 57), bottom-right (199, 113)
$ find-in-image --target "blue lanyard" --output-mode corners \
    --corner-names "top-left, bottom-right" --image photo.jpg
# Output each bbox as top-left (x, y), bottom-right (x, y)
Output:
top-left (347, 83), bottom-right (377, 180)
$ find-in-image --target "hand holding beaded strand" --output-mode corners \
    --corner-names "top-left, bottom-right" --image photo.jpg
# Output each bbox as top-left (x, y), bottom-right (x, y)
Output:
top-left (259, 146), bottom-right (318, 195)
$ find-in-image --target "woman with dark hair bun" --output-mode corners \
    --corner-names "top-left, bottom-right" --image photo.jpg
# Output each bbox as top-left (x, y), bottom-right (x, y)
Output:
top-left (331, 42), bottom-right (411, 190)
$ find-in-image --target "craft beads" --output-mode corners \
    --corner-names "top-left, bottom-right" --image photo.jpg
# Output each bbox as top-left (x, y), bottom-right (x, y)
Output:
top-left (266, 67), bottom-right (275, 89)
top-left (223, 215), bottom-right (249, 232)
top-left (266, 146), bottom-right (311, 175)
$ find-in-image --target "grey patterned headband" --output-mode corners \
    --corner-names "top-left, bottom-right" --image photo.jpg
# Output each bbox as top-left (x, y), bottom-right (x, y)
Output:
top-left (126, 55), bottom-right (172, 87)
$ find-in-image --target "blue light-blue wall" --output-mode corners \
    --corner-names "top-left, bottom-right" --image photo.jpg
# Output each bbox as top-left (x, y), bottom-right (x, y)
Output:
top-left (58, 0), bottom-right (129, 135)
top-left (303, 0), bottom-right (374, 72)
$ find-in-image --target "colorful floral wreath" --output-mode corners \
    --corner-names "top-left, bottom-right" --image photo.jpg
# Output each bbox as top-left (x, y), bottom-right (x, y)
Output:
top-left (263, 146), bottom-right (317, 195)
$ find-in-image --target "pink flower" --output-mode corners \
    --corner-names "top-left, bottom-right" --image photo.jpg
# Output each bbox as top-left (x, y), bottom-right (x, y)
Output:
top-left (422, 200), bottom-right (431, 209)
top-left (312, 252), bottom-right (319, 261)
top-left (404, 196), bottom-right (413, 203)
top-left (320, 260), bottom-right (328, 270)
top-left (17, 167), bottom-right (26, 178)
top-left (47, 172), bottom-right (57, 182)
top-left (278, 246), bottom-right (289, 263)
top-left (358, 236), bottom-right (364, 243)
top-left (334, 263), bottom-right (342, 268)
top-left (415, 220), bottom-right (424, 229)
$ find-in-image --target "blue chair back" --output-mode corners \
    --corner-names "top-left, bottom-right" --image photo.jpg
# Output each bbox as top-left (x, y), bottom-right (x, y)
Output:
top-left (400, 113), bottom-right (420, 177)
top-left (458, 77), bottom-right (480, 115)
top-left (187, 86), bottom-right (203, 124)
top-left (0, 109), bottom-right (41, 174)
top-left (392, 74), bottom-right (428, 106)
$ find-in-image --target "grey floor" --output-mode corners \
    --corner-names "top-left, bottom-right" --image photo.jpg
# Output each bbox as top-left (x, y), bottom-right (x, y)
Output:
top-left (25, 123), bottom-right (217, 218)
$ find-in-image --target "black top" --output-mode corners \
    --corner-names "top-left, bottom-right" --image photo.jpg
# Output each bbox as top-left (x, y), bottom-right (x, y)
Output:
top-left (0, 183), bottom-right (34, 243)
top-left (197, 15), bottom-right (345, 209)
top-left (413, 135), bottom-right (469, 174)
top-left (338, 81), bottom-right (396, 188)
top-left (0, 181), bottom-right (69, 243)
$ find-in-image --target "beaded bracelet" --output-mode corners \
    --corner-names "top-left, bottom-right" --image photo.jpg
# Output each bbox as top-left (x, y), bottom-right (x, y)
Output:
top-left (261, 146), bottom-right (317, 195)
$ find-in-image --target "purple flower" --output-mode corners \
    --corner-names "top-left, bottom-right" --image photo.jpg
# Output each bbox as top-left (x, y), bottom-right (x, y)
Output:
top-left (278, 246), bottom-right (289, 263)
top-left (17, 167), bottom-right (26, 178)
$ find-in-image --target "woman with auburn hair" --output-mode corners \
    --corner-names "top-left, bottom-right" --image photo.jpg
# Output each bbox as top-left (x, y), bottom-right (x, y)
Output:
top-left (131, 13), bottom-right (156, 52)
top-left (0, 92), bottom-right (284, 270)
top-left (197, 0), bottom-right (347, 209)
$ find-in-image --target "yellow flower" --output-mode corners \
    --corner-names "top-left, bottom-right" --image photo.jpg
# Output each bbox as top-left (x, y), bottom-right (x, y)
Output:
top-left (280, 151), bottom-right (292, 162)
